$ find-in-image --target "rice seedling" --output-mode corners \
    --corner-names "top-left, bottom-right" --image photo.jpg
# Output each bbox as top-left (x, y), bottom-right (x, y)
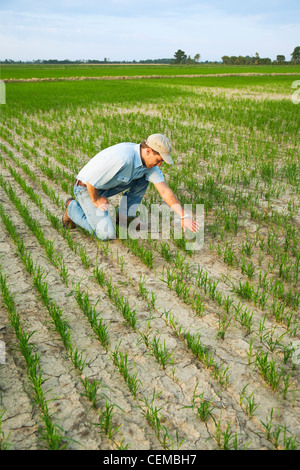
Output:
top-left (254, 351), bottom-right (284, 392)
top-left (97, 401), bottom-right (123, 441)
top-left (69, 346), bottom-right (90, 374)
top-left (80, 377), bottom-right (108, 410)
top-left (0, 268), bottom-right (69, 450)
top-left (216, 311), bottom-right (232, 340)
top-left (182, 383), bottom-right (217, 422)
top-left (138, 388), bottom-right (176, 449)
top-left (111, 345), bottom-right (141, 398)
top-left (151, 335), bottom-right (173, 369)
top-left (239, 385), bottom-right (259, 417)
top-left (214, 418), bottom-right (249, 450)
top-left (93, 264), bottom-right (106, 287)
top-left (75, 284), bottom-right (110, 350)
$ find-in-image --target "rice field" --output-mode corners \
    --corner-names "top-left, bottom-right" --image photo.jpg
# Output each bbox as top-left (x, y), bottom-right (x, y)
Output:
top-left (0, 67), bottom-right (299, 450)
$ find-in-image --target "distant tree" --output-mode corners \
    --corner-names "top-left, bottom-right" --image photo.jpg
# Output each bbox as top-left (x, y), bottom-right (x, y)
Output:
top-left (291, 46), bottom-right (300, 63)
top-left (174, 49), bottom-right (187, 64)
top-left (221, 55), bottom-right (230, 64)
top-left (276, 55), bottom-right (285, 63)
top-left (194, 53), bottom-right (201, 63)
top-left (254, 52), bottom-right (260, 65)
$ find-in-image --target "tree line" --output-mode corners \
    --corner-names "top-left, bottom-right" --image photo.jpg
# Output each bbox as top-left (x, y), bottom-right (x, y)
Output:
top-left (174, 47), bottom-right (300, 65)
top-left (1, 47), bottom-right (299, 65)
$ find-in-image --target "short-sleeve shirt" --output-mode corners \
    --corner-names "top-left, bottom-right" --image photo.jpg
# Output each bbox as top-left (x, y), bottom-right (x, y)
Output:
top-left (76, 143), bottom-right (165, 189)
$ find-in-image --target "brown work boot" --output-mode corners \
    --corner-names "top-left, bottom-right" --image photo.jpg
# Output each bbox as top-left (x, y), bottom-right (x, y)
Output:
top-left (62, 198), bottom-right (77, 229)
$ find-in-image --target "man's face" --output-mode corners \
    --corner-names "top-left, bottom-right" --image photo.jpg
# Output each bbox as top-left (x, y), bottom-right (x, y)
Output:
top-left (143, 149), bottom-right (164, 169)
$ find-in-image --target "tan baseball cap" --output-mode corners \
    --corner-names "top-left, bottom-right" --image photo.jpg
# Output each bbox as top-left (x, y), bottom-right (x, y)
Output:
top-left (146, 133), bottom-right (174, 164)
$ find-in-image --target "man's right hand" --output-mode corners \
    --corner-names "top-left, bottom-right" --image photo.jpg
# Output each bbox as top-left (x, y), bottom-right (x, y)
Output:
top-left (86, 182), bottom-right (110, 212)
top-left (94, 196), bottom-right (110, 212)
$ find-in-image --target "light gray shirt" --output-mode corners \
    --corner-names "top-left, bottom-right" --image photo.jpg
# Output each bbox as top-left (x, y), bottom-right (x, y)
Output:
top-left (76, 143), bottom-right (164, 189)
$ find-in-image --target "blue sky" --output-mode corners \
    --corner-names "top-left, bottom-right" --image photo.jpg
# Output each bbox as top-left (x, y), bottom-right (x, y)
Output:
top-left (0, 0), bottom-right (299, 61)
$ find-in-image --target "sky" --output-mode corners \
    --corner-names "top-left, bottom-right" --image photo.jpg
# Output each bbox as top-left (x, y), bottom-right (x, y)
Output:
top-left (0, 0), bottom-right (299, 62)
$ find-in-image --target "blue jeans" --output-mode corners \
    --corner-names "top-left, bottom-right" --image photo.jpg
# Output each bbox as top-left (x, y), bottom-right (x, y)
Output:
top-left (68, 177), bottom-right (149, 240)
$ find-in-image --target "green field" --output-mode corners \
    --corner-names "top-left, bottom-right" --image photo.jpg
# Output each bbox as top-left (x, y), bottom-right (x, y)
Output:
top-left (1, 63), bottom-right (300, 79)
top-left (0, 68), bottom-right (299, 450)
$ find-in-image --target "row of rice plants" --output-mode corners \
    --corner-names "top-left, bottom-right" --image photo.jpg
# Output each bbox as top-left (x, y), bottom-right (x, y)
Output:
top-left (1, 142), bottom-right (280, 449)
top-left (1, 139), bottom-right (298, 404)
top-left (0, 163), bottom-right (198, 449)
top-left (0, 98), bottom-right (298, 332)
top-left (0, 151), bottom-right (296, 452)
top-left (0, 199), bottom-right (130, 449)
top-left (0, 267), bottom-right (69, 449)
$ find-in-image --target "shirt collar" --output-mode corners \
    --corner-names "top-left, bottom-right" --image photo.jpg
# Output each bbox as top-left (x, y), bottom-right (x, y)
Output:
top-left (134, 144), bottom-right (143, 168)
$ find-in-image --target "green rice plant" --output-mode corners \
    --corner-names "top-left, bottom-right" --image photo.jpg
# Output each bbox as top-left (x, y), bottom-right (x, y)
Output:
top-left (44, 239), bottom-right (56, 263)
top-left (259, 408), bottom-right (297, 449)
top-left (281, 373), bottom-right (293, 400)
top-left (216, 311), bottom-right (232, 340)
top-left (174, 276), bottom-right (191, 304)
top-left (241, 240), bottom-right (254, 257)
top-left (282, 428), bottom-right (298, 450)
top-left (32, 266), bottom-right (49, 306)
top-left (191, 290), bottom-right (205, 316)
top-left (240, 257), bottom-right (255, 280)
top-left (214, 418), bottom-right (248, 450)
top-left (185, 332), bottom-right (208, 364)
top-left (148, 290), bottom-right (156, 310)
top-left (217, 241), bottom-right (237, 267)
top-left (119, 296), bottom-right (137, 330)
top-left (123, 238), bottom-right (153, 268)
top-left (80, 377), bottom-right (108, 410)
top-left (254, 351), bottom-right (283, 391)
top-left (231, 279), bottom-right (254, 301)
top-left (236, 306), bottom-right (253, 333)
top-left (93, 316), bottom-right (110, 351)
top-left (57, 256), bottom-right (69, 285)
top-left (196, 267), bottom-right (220, 300)
top-left (75, 284), bottom-right (110, 350)
top-left (240, 385), bottom-right (259, 417)
top-left (97, 401), bottom-right (123, 441)
top-left (69, 346), bottom-right (90, 374)
top-left (138, 388), bottom-right (175, 449)
top-left (160, 241), bottom-right (173, 262)
top-left (137, 321), bottom-right (152, 348)
top-left (78, 244), bottom-right (91, 268)
top-left (138, 274), bottom-right (147, 297)
top-left (111, 345), bottom-right (141, 398)
top-left (182, 383), bottom-right (216, 422)
top-left (260, 408), bottom-right (275, 442)
top-left (212, 364), bottom-right (230, 389)
top-left (38, 414), bottom-right (70, 450)
top-left (151, 335), bottom-right (173, 369)
top-left (223, 295), bottom-right (234, 315)
top-left (261, 327), bottom-right (287, 353)
top-left (116, 249), bottom-right (125, 272)
top-left (0, 268), bottom-right (69, 450)
top-left (46, 299), bottom-right (71, 350)
top-left (93, 264), bottom-right (106, 286)
top-left (184, 331), bottom-right (229, 386)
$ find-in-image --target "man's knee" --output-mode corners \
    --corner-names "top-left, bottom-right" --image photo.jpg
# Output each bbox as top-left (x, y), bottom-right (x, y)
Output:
top-left (95, 213), bottom-right (116, 240)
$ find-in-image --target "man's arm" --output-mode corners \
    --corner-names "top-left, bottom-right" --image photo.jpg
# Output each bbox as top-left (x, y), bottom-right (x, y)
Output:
top-left (86, 182), bottom-right (110, 211)
top-left (154, 181), bottom-right (199, 233)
